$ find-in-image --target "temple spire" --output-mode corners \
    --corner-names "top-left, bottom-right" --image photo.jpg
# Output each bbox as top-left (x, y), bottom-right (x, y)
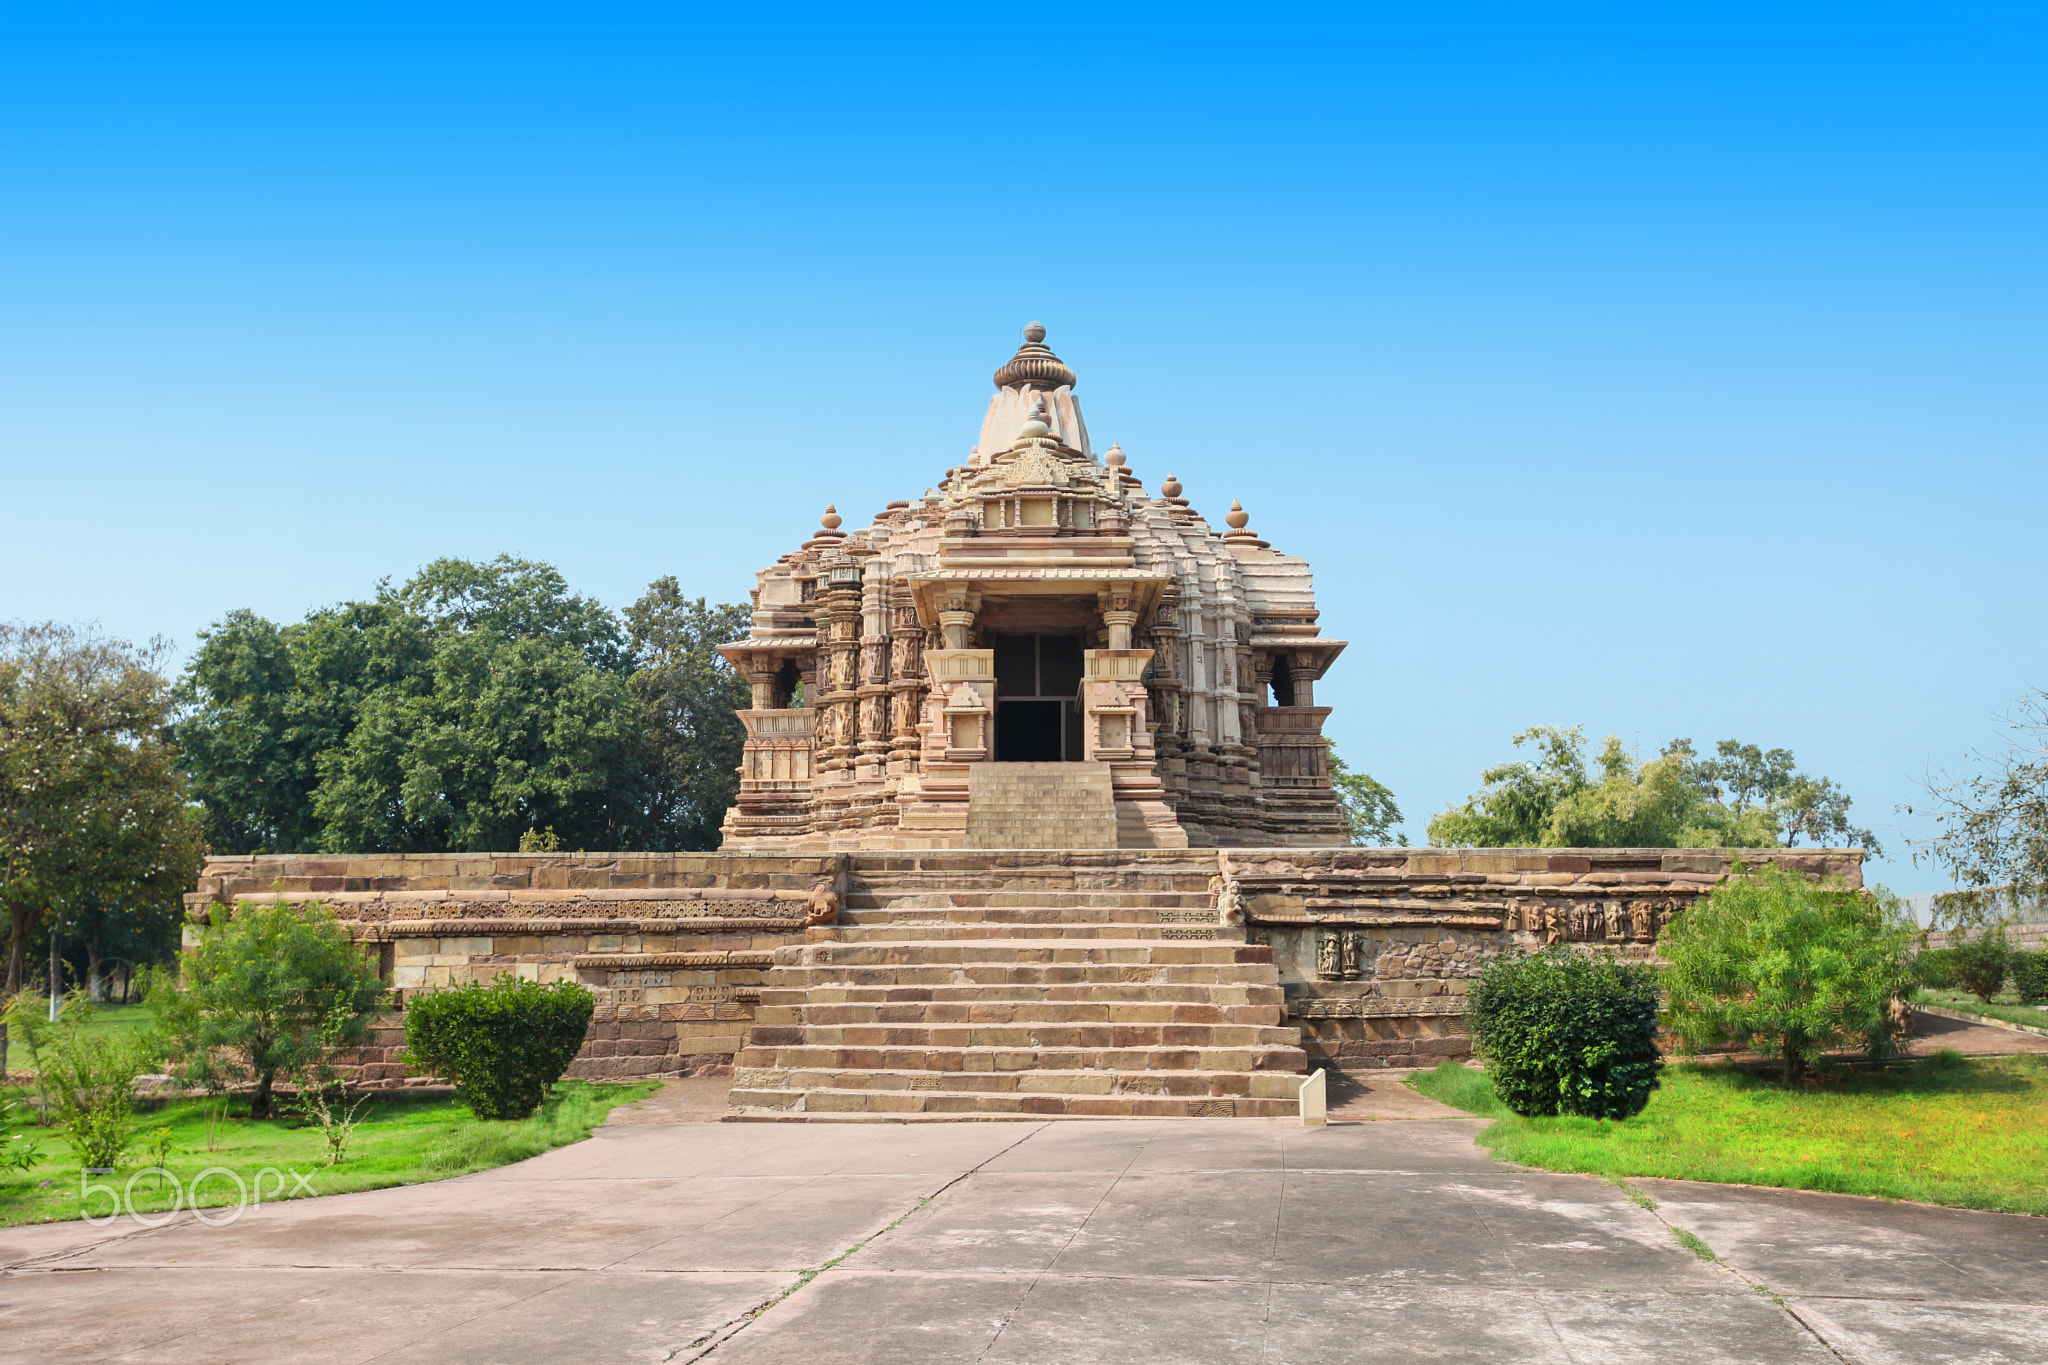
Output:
top-left (975, 321), bottom-right (1091, 460)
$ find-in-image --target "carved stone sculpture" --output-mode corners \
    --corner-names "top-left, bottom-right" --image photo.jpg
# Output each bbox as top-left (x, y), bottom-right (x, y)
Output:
top-left (1316, 931), bottom-right (1342, 980)
top-left (805, 883), bottom-right (842, 927)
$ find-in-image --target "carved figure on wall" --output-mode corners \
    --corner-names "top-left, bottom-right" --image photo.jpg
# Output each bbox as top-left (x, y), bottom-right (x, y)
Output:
top-left (805, 882), bottom-right (842, 927)
top-left (1211, 875), bottom-right (1248, 927)
top-left (1629, 900), bottom-right (1654, 942)
top-left (1655, 900), bottom-right (1678, 939)
top-left (1317, 931), bottom-right (1342, 980)
top-left (1543, 904), bottom-right (1566, 946)
top-left (1339, 931), bottom-right (1363, 980)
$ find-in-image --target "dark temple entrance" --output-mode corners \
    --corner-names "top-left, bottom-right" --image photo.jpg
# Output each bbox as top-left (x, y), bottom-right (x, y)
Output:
top-left (993, 633), bottom-right (1085, 762)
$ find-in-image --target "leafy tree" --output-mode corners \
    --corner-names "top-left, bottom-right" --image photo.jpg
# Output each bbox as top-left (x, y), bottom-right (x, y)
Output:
top-left (1946, 924), bottom-right (2010, 1003)
top-left (1465, 948), bottom-right (1663, 1119)
top-left (396, 555), bottom-right (627, 673)
top-left (1906, 686), bottom-right (2048, 928)
top-left (312, 629), bottom-right (645, 852)
top-left (1325, 742), bottom-right (1404, 845)
top-left (176, 557), bottom-right (685, 853)
top-left (153, 899), bottom-right (385, 1118)
top-left (1428, 725), bottom-right (1877, 851)
top-left (623, 582), bottom-right (751, 850)
top-left (1, 624), bottom-right (204, 1074)
top-left (1660, 863), bottom-right (1915, 1081)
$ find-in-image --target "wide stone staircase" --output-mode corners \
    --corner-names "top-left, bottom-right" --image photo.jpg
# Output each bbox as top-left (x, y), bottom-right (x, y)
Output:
top-left (965, 762), bottom-right (1117, 849)
top-left (726, 852), bottom-right (1309, 1118)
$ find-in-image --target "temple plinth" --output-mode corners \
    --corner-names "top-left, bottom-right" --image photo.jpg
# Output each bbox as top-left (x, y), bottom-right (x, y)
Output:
top-left (718, 324), bottom-right (1349, 850)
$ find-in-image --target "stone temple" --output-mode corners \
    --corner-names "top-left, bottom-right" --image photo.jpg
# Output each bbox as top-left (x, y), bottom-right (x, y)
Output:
top-left (186, 325), bottom-right (1867, 1118)
top-left (715, 323), bottom-right (1348, 852)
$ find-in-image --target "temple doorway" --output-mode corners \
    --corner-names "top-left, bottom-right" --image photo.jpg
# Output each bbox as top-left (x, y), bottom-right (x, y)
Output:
top-left (992, 633), bottom-right (1085, 762)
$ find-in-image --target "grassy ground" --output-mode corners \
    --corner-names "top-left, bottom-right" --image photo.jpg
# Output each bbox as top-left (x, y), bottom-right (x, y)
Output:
top-left (1916, 988), bottom-right (2048, 1031)
top-left (1409, 1053), bottom-right (2048, 1216)
top-left (0, 1079), bottom-right (657, 1228)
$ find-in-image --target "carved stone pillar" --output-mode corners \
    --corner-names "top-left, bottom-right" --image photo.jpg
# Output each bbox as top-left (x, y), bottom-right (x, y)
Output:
top-left (888, 580), bottom-right (925, 763)
top-left (820, 564), bottom-right (863, 777)
top-left (856, 566), bottom-right (892, 773)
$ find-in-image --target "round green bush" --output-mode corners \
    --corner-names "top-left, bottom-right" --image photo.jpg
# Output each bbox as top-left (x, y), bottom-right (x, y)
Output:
top-left (2009, 949), bottom-right (2048, 1005)
top-left (1464, 947), bottom-right (1663, 1120)
top-left (1911, 948), bottom-right (1960, 990)
top-left (402, 976), bottom-right (597, 1120)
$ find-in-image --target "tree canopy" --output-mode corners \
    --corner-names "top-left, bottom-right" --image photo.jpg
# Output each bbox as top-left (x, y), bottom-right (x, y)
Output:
top-left (1907, 687), bottom-right (2048, 928)
top-left (173, 557), bottom-right (751, 854)
top-left (1326, 742), bottom-right (1404, 845)
top-left (1427, 725), bottom-right (1879, 852)
top-left (0, 624), bottom-right (205, 1004)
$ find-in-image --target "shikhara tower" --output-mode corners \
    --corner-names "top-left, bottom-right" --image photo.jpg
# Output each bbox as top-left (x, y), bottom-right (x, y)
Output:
top-left (717, 323), bottom-right (1348, 850)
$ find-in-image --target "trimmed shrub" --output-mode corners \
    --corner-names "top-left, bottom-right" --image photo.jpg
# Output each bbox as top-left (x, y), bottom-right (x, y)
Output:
top-left (1465, 947), bottom-right (1663, 1119)
top-left (2009, 950), bottom-right (2048, 1006)
top-left (403, 976), bottom-right (596, 1120)
top-left (1911, 948), bottom-right (1959, 991)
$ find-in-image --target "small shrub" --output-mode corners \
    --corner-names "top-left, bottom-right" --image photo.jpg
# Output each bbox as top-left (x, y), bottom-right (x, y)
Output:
top-left (1911, 948), bottom-right (1959, 990)
top-left (1948, 926), bottom-right (2010, 1004)
top-left (1465, 947), bottom-right (1663, 1119)
top-left (36, 997), bottom-right (149, 1170)
top-left (403, 976), bottom-right (596, 1121)
top-left (2009, 950), bottom-right (2048, 1006)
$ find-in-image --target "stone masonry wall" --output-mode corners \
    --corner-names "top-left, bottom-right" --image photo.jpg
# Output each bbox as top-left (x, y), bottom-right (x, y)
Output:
top-left (1229, 846), bottom-right (1865, 1069)
top-left (186, 845), bottom-right (1866, 1083)
top-left (186, 853), bottom-right (839, 1082)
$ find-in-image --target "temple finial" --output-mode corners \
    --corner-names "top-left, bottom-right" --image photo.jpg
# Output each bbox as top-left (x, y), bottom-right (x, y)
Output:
top-left (993, 322), bottom-right (1077, 391)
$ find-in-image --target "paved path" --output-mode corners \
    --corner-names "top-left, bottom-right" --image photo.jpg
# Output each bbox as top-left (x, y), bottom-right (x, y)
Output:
top-left (4, 1112), bottom-right (2043, 1364)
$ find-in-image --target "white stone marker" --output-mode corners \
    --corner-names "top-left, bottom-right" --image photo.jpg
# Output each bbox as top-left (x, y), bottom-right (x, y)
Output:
top-left (1299, 1068), bottom-right (1327, 1126)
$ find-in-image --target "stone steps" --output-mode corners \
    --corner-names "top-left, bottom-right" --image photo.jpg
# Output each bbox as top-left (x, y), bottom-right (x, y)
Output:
top-left (726, 875), bottom-right (1309, 1119)
top-left (728, 1086), bottom-right (1298, 1118)
top-left (823, 923), bottom-right (1226, 943)
top-left (776, 938), bottom-right (1267, 967)
top-left (752, 1001), bottom-right (1286, 1027)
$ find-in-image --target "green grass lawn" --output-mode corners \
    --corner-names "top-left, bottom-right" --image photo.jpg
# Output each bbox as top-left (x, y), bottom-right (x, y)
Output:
top-left (1915, 988), bottom-right (2048, 1031)
top-left (1, 1079), bottom-right (657, 1228)
top-left (1409, 1052), bottom-right (2048, 1216)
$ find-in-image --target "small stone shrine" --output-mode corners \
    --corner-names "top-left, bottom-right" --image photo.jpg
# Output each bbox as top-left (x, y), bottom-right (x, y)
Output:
top-left (716, 323), bottom-right (1347, 851)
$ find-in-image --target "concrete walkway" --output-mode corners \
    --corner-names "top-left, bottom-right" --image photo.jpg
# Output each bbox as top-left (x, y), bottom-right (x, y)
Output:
top-left (4, 1111), bottom-right (2044, 1364)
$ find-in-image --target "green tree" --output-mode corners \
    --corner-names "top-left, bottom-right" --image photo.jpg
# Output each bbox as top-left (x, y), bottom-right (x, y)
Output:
top-left (2, 624), bottom-right (204, 1073)
top-left (153, 899), bottom-right (386, 1118)
top-left (175, 557), bottom-right (665, 853)
top-left (625, 581), bottom-right (752, 851)
top-left (1325, 742), bottom-right (1404, 845)
top-left (1428, 725), bottom-right (1875, 851)
top-left (1907, 686), bottom-right (2048, 926)
top-left (1660, 864), bottom-right (1915, 1081)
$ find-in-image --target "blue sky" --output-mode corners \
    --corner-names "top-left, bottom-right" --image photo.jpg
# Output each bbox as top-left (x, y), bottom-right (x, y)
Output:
top-left (3, 4), bottom-right (2043, 890)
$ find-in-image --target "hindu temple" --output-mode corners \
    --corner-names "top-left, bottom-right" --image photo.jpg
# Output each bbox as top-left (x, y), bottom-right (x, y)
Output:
top-left (715, 323), bottom-right (1349, 851)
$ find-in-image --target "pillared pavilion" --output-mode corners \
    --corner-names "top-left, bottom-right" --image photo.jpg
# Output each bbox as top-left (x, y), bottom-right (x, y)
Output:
top-left (717, 324), bottom-right (1348, 851)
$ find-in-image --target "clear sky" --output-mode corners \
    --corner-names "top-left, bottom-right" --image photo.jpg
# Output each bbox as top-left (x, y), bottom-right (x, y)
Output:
top-left (3, 4), bottom-right (2043, 891)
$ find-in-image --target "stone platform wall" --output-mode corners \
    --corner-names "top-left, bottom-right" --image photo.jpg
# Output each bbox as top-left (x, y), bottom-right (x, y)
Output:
top-left (1228, 846), bottom-right (1864, 1069)
top-left (187, 845), bottom-right (1864, 1082)
top-left (186, 853), bottom-right (841, 1080)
